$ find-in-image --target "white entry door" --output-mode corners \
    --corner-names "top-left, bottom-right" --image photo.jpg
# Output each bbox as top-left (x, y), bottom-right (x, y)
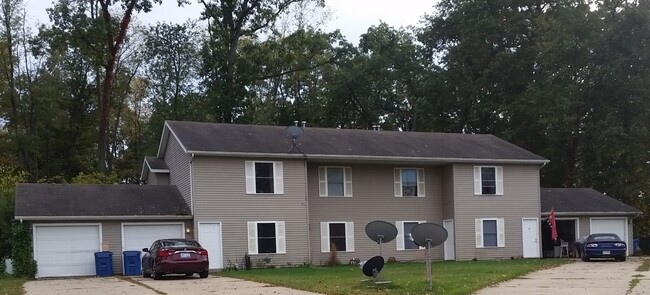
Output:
top-left (443, 219), bottom-right (455, 260)
top-left (522, 218), bottom-right (540, 258)
top-left (198, 222), bottom-right (223, 269)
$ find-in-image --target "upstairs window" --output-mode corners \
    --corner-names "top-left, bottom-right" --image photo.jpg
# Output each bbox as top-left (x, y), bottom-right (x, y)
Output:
top-left (245, 161), bottom-right (284, 194)
top-left (473, 166), bottom-right (503, 195)
top-left (394, 168), bottom-right (425, 197)
top-left (318, 167), bottom-right (352, 197)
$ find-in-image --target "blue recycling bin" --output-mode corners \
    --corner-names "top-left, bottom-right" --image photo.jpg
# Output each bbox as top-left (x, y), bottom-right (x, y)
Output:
top-left (633, 239), bottom-right (640, 255)
top-left (122, 251), bottom-right (141, 276)
top-left (94, 251), bottom-right (113, 277)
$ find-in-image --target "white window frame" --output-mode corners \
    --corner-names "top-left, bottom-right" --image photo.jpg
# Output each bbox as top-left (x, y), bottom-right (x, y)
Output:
top-left (393, 168), bottom-right (425, 197)
top-left (318, 166), bottom-right (353, 197)
top-left (320, 222), bottom-right (355, 253)
top-left (475, 218), bottom-right (505, 248)
top-left (245, 161), bottom-right (284, 194)
top-left (473, 166), bottom-right (503, 195)
top-left (396, 220), bottom-right (426, 250)
top-left (247, 221), bottom-right (286, 255)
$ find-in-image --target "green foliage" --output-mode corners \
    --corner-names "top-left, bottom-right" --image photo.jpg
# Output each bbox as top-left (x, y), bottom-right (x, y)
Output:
top-left (11, 221), bottom-right (36, 278)
top-left (0, 276), bottom-right (27, 295)
top-left (0, 168), bottom-right (26, 260)
top-left (71, 172), bottom-right (120, 184)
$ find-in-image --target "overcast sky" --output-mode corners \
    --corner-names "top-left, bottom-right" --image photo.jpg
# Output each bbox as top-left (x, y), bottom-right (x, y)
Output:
top-left (26, 0), bottom-right (438, 42)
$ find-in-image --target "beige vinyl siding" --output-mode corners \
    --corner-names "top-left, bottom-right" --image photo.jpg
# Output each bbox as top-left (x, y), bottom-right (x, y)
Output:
top-left (442, 165), bottom-right (454, 220)
top-left (146, 173), bottom-right (169, 185)
top-left (101, 222), bottom-right (122, 274)
top-left (192, 157), bottom-right (309, 266)
top-left (164, 135), bottom-right (192, 208)
top-left (453, 164), bottom-right (541, 260)
top-left (578, 216), bottom-right (590, 238)
top-left (308, 163), bottom-right (444, 265)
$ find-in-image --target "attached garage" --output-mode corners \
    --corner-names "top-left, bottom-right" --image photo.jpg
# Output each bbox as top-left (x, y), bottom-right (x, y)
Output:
top-left (122, 223), bottom-right (185, 252)
top-left (33, 224), bottom-right (101, 277)
top-left (541, 188), bottom-right (639, 257)
top-left (15, 184), bottom-right (192, 278)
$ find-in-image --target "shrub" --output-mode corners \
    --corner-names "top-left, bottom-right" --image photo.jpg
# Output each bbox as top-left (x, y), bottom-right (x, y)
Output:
top-left (326, 243), bottom-right (340, 266)
top-left (11, 221), bottom-right (37, 278)
top-left (244, 253), bottom-right (252, 270)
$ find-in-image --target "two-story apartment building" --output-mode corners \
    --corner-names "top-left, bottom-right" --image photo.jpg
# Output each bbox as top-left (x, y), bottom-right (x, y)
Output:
top-left (140, 121), bottom-right (549, 268)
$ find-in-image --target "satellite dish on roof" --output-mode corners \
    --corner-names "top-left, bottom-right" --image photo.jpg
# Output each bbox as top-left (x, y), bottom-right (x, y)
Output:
top-left (365, 221), bottom-right (397, 257)
top-left (410, 223), bottom-right (448, 291)
top-left (285, 125), bottom-right (304, 153)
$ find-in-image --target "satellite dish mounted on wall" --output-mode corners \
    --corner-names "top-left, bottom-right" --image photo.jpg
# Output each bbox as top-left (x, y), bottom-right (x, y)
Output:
top-left (365, 220), bottom-right (398, 257)
top-left (285, 125), bottom-right (304, 153)
top-left (410, 223), bottom-right (448, 291)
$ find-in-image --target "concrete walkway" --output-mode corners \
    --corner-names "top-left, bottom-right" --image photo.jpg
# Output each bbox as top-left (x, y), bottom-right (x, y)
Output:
top-left (475, 258), bottom-right (648, 295)
top-left (23, 275), bottom-right (322, 295)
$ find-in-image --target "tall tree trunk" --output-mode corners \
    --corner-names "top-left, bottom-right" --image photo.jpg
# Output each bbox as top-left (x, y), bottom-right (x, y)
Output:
top-left (97, 0), bottom-right (136, 174)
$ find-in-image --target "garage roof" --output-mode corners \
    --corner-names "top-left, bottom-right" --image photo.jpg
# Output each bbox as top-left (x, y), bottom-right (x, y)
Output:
top-left (15, 184), bottom-right (191, 220)
top-left (541, 188), bottom-right (640, 216)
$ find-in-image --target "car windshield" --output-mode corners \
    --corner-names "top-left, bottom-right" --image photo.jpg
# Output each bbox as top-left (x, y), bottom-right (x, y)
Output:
top-left (161, 240), bottom-right (200, 247)
top-left (593, 235), bottom-right (618, 241)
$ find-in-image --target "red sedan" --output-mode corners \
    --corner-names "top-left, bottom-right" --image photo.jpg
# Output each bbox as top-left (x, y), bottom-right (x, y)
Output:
top-left (141, 239), bottom-right (209, 279)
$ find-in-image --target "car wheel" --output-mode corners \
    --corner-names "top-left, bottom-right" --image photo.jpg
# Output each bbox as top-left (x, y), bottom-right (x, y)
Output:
top-left (619, 256), bottom-right (626, 262)
top-left (582, 255), bottom-right (589, 262)
top-left (199, 270), bottom-right (209, 278)
top-left (153, 264), bottom-right (163, 280)
top-left (142, 269), bottom-right (151, 278)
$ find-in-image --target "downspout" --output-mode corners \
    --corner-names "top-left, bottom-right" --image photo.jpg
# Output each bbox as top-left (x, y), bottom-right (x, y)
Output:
top-left (190, 153), bottom-right (195, 238)
top-left (303, 155), bottom-right (311, 263)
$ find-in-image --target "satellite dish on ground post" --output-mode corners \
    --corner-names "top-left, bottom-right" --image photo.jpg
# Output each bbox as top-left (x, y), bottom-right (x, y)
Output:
top-left (410, 223), bottom-right (448, 291)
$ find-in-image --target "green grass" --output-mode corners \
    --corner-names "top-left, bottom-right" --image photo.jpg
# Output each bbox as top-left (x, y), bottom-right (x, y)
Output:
top-left (636, 259), bottom-right (650, 272)
top-left (0, 276), bottom-right (26, 295)
top-left (221, 259), bottom-right (568, 295)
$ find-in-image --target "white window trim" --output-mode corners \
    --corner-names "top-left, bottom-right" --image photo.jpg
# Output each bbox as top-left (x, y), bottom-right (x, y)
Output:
top-left (320, 222), bottom-right (355, 253)
top-left (393, 168), bottom-right (425, 197)
top-left (475, 218), bottom-right (505, 248)
top-left (473, 166), bottom-right (503, 196)
top-left (247, 221), bottom-right (286, 255)
top-left (318, 166), bottom-right (353, 197)
top-left (396, 220), bottom-right (426, 251)
top-left (245, 161), bottom-right (284, 195)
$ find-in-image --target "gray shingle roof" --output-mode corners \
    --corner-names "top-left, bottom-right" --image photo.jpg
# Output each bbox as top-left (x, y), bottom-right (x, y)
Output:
top-left (15, 184), bottom-right (190, 219)
top-left (541, 188), bottom-right (639, 215)
top-left (163, 121), bottom-right (547, 162)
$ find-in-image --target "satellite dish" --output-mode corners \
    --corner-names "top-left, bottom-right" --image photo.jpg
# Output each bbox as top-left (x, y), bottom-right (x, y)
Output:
top-left (362, 256), bottom-right (384, 278)
top-left (410, 223), bottom-right (448, 291)
top-left (411, 223), bottom-right (448, 248)
top-left (365, 221), bottom-right (397, 258)
top-left (285, 125), bottom-right (304, 153)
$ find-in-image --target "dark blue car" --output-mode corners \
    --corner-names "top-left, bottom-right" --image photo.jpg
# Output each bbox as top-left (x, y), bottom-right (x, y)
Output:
top-left (582, 233), bottom-right (627, 262)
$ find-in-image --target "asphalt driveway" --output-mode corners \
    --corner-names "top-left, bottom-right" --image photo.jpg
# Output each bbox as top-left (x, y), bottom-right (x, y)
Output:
top-left (23, 275), bottom-right (321, 295)
top-left (475, 257), bottom-right (649, 295)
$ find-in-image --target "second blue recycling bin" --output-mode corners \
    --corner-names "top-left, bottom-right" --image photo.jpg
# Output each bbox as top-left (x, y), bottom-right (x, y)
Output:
top-left (94, 251), bottom-right (113, 277)
top-left (122, 251), bottom-right (141, 276)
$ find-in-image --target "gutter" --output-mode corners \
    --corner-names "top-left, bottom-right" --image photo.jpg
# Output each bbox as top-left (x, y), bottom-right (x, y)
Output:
top-left (14, 215), bottom-right (193, 221)
top-left (541, 211), bottom-right (640, 217)
top-left (185, 150), bottom-right (549, 165)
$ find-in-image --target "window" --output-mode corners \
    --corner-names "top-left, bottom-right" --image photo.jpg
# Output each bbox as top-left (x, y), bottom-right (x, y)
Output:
top-left (473, 166), bottom-right (503, 195)
top-left (247, 221), bottom-right (286, 254)
top-left (394, 168), bottom-right (425, 197)
top-left (245, 161), bottom-right (284, 194)
top-left (320, 222), bottom-right (354, 252)
top-left (318, 167), bottom-right (352, 197)
top-left (396, 221), bottom-right (426, 250)
top-left (475, 218), bottom-right (505, 248)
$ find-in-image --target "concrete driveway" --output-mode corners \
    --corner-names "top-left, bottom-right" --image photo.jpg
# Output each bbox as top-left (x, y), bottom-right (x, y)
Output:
top-left (475, 257), bottom-right (650, 295)
top-left (24, 275), bottom-right (321, 295)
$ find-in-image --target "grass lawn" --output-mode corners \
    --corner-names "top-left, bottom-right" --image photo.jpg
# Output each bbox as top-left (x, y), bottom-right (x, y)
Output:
top-left (221, 259), bottom-right (568, 295)
top-left (0, 276), bottom-right (26, 295)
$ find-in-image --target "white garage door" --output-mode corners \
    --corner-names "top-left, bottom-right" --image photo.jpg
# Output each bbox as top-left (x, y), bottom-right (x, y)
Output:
top-left (590, 218), bottom-right (628, 254)
top-left (33, 224), bottom-right (101, 278)
top-left (122, 223), bottom-right (185, 252)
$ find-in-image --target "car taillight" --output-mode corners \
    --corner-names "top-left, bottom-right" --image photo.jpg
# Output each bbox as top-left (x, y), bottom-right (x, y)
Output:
top-left (586, 243), bottom-right (598, 247)
top-left (614, 243), bottom-right (626, 247)
top-left (158, 250), bottom-right (174, 257)
top-left (198, 249), bottom-right (208, 256)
